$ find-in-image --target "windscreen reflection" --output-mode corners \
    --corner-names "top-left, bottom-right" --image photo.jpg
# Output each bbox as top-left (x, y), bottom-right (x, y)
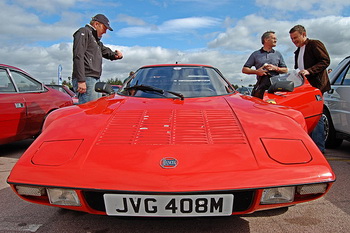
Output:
top-left (120, 66), bottom-right (234, 98)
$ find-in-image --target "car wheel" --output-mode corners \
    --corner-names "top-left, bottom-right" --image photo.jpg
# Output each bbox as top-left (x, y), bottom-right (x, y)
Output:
top-left (35, 110), bottom-right (56, 138)
top-left (323, 108), bottom-right (343, 148)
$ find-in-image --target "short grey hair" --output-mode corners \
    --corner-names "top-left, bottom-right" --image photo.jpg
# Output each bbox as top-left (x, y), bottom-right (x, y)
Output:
top-left (261, 31), bottom-right (275, 45)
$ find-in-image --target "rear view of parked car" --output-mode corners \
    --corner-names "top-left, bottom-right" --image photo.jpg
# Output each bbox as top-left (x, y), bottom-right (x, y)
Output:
top-left (236, 86), bottom-right (253, 95)
top-left (0, 64), bottom-right (73, 145)
top-left (323, 56), bottom-right (350, 148)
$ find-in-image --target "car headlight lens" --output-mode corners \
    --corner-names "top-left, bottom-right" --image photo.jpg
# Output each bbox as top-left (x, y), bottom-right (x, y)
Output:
top-left (261, 187), bottom-right (295, 204)
top-left (47, 188), bottom-right (81, 206)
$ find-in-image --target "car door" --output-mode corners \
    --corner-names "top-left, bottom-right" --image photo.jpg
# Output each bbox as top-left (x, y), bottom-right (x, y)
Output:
top-left (0, 68), bottom-right (28, 144)
top-left (326, 60), bottom-right (350, 135)
top-left (9, 69), bottom-right (48, 137)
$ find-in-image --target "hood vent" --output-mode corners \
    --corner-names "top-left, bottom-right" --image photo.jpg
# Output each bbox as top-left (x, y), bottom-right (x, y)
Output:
top-left (96, 109), bottom-right (246, 145)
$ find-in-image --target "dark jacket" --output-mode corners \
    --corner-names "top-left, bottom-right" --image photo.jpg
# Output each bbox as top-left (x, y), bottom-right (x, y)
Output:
top-left (72, 24), bottom-right (117, 82)
top-left (294, 39), bottom-right (331, 93)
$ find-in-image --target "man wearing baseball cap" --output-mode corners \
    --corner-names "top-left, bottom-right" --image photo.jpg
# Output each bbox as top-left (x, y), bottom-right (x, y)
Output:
top-left (72, 14), bottom-right (123, 104)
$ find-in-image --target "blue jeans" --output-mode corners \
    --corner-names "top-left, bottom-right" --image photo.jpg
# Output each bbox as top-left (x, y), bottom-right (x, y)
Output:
top-left (73, 77), bottom-right (102, 104)
top-left (311, 117), bottom-right (325, 153)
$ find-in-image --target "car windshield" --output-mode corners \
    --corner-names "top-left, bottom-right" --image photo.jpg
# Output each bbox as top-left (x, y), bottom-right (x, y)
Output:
top-left (119, 66), bottom-right (234, 98)
top-left (270, 70), bottom-right (304, 88)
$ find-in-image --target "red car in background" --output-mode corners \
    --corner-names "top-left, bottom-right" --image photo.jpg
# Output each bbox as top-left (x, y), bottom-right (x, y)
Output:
top-left (0, 64), bottom-right (73, 145)
top-left (46, 84), bottom-right (79, 105)
top-left (263, 70), bottom-right (323, 133)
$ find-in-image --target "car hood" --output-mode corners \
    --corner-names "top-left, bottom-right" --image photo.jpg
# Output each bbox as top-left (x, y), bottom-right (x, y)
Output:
top-left (8, 95), bottom-right (335, 192)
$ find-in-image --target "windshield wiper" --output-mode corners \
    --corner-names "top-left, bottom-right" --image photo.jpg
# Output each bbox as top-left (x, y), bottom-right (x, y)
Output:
top-left (125, 85), bottom-right (184, 100)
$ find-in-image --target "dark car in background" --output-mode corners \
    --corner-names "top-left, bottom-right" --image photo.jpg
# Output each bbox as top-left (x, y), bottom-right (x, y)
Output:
top-left (0, 64), bottom-right (73, 145)
top-left (46, 84), bottom-right (78, 105)
top-left (236, 86), bottom-right (253, 95)
top-left (323, 56), bottom-right (350, 148)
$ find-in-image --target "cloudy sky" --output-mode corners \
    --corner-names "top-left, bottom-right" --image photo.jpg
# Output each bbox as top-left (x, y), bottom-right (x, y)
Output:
top-left (1, 0), bottom-right (350, 86)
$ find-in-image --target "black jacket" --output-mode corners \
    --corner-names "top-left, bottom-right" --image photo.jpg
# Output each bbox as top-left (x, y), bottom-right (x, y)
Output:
top-left (294, 39), bottom-right (331, 93)
top-left (72, 24), bottom-right (117, 82)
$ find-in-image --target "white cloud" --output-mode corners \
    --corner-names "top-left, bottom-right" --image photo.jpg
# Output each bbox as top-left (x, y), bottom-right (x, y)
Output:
top-left (11, 0), bottom-right (84, 13)
top-left (0, 43), bottom-right (253, 86)
top-left (174, 0), bottom-right (231, 7)
top-left (256, 0), bottom-right (350, 16)
top-left (151, 0), bottom-right (231, 8)
top-left (208, 15), bottom-right (291, 52)
top-left (1, 0), bottom-right (350, 89)
top-left (207, 15), bottom-right (350, 72)
top-left (0, 1), bottom-right (81, 45)
top-left (0, 43), bottom-right (73, 83)
top-left (2, 15), bottom-right (350, 87)
top-left (118, 17), bottom-right (221, 37)
top-left (117, 14), bottom-right (148, 26)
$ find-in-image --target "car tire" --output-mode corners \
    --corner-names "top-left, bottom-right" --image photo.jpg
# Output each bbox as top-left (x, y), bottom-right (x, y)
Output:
top-left (35, 110), bottom-right (56, 138)
top-left (323, 108), bottom-right (343, 148)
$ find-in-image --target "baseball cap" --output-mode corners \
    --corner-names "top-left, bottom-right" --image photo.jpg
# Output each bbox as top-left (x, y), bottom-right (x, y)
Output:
top-left (92, 14), bottom-right (113, 31)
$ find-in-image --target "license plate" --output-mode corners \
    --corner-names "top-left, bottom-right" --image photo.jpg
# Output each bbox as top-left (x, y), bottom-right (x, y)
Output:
top-left (104, 194), bottom-right (234, 217)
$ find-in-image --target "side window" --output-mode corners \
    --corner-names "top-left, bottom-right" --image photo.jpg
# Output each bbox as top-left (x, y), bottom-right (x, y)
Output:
top-left (342, 65), bottom-right (350, 85)
top-left (10, 71), bottom-right (42, 92)
top-left (333, 60), bottom-right (350, 85)
top-left (0, 69), bottom-right (16, 93)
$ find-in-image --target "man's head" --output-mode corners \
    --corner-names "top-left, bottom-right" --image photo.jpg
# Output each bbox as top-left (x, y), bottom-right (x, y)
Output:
top-left (289, 25), bottom-right (307, 48)
top-left (261, 31), bottom-right (277, 48)
top-left (91, 14), bottom-right (113, 38)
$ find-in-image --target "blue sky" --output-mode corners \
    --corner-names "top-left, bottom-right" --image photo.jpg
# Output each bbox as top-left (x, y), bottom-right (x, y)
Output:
top-left (1, 0), bottom-right (350, 86)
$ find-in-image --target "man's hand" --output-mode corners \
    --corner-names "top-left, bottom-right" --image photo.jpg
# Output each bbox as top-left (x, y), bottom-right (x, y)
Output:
top-left (77, 82), bottom-right (87, 93)
top-left (242, 66), bottom-right (268, 76)
top-left (256, 67), bottom-right (268, 76)
top-left (299, 69), bottom-right (310, 76)
top-left (115, 50), bottom-right (123, 60)
top-left (264, 64), bottom-right (279, 71)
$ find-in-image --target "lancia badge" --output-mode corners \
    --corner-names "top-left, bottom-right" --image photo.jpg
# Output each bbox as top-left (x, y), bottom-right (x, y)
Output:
top-left (160, 157), bottom-right (178, 168)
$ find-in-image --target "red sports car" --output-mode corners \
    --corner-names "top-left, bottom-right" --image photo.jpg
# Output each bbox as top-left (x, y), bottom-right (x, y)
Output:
top-left (263, 70), bottom-right (324, 134)
top-left (0, 64), bottom-right (73, 145)
top-left (7, 64), bottom-right (335, 217)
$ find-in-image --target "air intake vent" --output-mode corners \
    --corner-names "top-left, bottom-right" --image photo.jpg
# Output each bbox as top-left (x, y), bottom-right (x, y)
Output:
top-left (96, 109), bottom-right (246, 145)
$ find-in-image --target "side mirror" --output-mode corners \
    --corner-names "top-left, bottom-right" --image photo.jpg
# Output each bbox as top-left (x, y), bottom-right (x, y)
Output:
top-left (95, 82), bottom-right (115, 95)
top-left (268, 81), bottom-right (294, 93)
top-left (327, 89), bottom-right (334, 94)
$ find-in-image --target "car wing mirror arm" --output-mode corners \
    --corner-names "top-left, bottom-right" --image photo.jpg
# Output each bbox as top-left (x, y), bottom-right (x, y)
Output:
top-left (327, 89), bottom-right (334, 94)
